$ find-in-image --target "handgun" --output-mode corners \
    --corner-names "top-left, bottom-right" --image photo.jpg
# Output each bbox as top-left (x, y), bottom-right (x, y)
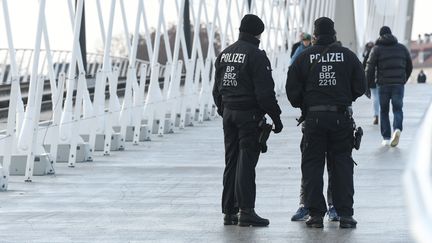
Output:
top-left (258, 118), bottom-right (273, 153)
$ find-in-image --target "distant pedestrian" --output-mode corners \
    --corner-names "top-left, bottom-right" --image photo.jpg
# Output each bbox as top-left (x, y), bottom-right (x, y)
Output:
top-left (417, 70), bottom-right (427, 83)
top-left (290, 32), bottom-right (304, 57)
top-left (365, 26), bottom-right (413, 147)
top-left (290, 33), bottom-right (312, 65)
top-left (363, 42), bottom-right (379, 125)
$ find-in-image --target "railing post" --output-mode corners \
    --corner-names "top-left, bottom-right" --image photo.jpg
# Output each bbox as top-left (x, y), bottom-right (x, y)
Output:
top-left (76, 0), bottom-right (87, 74)
top-left (132, 65), bottom-right (147, 145)
top-left (60, 0), bottom-right (84, 167)
top-left (184, 0), bottom-right (192, 58)
top-left (12, 0), bottom-right (46, 182)
top-left (119, 0), bottom-right (143, 146)
top-left (0, 0), bottom-right (25, 190)
top-left (102, 0), bottom-right (117, 156)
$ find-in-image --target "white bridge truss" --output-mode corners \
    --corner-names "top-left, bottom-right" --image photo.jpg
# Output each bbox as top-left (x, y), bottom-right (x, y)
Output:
top-left (0, 0), bottom-right (426, 242)
top-left (0, 0), bottom-right (337, 187)
top-left (0, 0), bottom-right (425, 241)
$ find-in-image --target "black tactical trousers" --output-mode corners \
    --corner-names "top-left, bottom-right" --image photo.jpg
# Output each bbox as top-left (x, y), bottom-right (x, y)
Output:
top-left (302, 111), bottom-right (355, 217)
top-left (299, 131), bottom-right (334, 206)
top-left (221, 108), bottom-right (262, 214)
top-left (299, 145), bottom-right (334, 206)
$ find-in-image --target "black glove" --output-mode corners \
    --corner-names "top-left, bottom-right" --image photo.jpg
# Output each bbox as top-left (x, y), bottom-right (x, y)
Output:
top-left (272, 117), bottom-right (283, 134)
top-left (217, 106), bottom-right (223, 117)
top-left (365, 89), bottom-right (371, 99)
top-left (217, 109), bottom-right (223, 117)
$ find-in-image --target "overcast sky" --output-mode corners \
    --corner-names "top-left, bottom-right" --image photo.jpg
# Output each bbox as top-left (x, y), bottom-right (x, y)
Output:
top-left (411, 0), bottom-right (430, 38)
top-left (0, 0), bottom-right (430, 53)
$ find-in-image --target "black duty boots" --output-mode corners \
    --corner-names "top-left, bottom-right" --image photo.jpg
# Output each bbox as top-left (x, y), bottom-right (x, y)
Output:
top-left (305, 215), bottom-right (357, 228)
top-left (223, 214), bottom-right (238, 225)
top-left (225, 210), bottom-right (357, 228)
top-left (305, 216), bottom-right (324, 228)
top-left (339, 216), bottom-right (357, 228)
top-left (237, 208), bottom-right (270, 227)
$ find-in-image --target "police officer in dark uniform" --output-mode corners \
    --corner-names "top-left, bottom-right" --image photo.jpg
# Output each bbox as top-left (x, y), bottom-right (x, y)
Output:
top-left (286, 17), bottom-right (366, 228)
top-left (213, 14), bottom-right (283, 227)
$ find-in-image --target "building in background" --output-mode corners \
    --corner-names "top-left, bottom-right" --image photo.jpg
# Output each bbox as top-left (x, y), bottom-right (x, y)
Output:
top-left (410, 33), bottom-right (432, 83)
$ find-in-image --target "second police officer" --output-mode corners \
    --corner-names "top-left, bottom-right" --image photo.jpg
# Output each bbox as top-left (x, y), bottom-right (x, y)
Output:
top-left (213, 14), bottom-right (283, 227)
top-left (286, 17), bottom-right (366, 228)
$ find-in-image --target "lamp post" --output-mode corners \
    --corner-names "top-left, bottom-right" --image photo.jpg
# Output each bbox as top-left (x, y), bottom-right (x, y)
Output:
top-left (184, 0), bottom-right (192, 58)
top-left (76, 0), bottom-right (87, 74)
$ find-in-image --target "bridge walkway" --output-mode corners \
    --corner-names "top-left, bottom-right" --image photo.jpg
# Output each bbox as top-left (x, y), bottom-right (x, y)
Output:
top-left (0, 84), bottom-right (431, 242)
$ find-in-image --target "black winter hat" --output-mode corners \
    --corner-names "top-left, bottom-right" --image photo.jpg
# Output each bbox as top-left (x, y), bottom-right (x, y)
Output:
top-left (239, 14), bottom-right (265, 36)
top-left (313, 17), bottom-right (336, 36)
top-left (379, 26), bottom-right (392, 36)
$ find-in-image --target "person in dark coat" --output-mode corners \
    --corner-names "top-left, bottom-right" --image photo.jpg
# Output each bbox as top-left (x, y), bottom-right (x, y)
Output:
top-left (290, 33), bottom-right (312, 65)
top-left (286, 17), bottom-right (366, 228)
top-left (417, 70), bottom-right (427, 83)
top-left (213, 14), bottom-right (283, 227)
top-left (365, 26), bottom-right (413, 147)
top-left (363, 42), bottom-right (380, 125)
top-left (290, 32), bottom-right (304, 57)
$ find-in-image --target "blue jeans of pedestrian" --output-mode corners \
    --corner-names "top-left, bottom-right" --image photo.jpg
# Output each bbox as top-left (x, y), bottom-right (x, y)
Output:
top-left (378, 84), bottom-right (404, 139)
top-left (371, 87), bottom-right (379, 117)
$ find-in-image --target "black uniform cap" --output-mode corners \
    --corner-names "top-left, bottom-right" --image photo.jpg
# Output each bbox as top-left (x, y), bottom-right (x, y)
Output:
top-left (379, 26), bottom-right (392, 36)
top-left (239, 14), bottom-right (265, 36)
top-left (313, 17), bottom-right (336, 36)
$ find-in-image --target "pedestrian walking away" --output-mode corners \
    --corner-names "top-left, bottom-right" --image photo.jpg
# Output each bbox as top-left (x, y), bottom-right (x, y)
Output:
top-left (286, 17), bottom-right (366, 229)
top-left (213, 14), bottom-right (283, 227)
top-left (365, 26), bottom-right (413, 147)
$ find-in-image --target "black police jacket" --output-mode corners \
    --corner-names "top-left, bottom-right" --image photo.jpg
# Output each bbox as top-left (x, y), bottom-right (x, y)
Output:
top-left (365, 34), bottom-right (412, 87)
top-left (212, 33), bottom-right (281, 121)
top-left (286, 35), bottom-right (366, 109)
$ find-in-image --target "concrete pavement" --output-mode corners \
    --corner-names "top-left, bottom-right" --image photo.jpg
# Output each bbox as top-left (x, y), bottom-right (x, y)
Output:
top-left (1, 83), bottom-right (431, 242)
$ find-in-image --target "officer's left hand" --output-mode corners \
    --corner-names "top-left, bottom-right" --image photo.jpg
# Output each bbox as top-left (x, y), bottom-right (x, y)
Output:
top-left (273, 117), bottom-right (283, 134)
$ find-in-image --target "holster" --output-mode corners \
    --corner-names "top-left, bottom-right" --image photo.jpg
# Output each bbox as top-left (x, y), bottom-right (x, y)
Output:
top-left (353, 126), bottom-right (363, 150)
top-left (258, 117), bottom-right (273, 153)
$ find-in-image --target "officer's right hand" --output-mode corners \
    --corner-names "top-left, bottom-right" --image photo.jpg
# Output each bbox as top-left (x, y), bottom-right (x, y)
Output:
top-left (217, 107), bottom-right (223, 117)
top-left (273, 117), bottom-right (283, 134)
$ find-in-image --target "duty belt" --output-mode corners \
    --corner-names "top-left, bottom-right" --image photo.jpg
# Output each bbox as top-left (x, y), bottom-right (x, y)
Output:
top-left (308, 105), bottom-right (348, 113)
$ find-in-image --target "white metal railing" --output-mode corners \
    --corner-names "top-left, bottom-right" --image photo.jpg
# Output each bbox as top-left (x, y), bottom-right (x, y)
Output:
top-left (0, 0), bottom-right (335, 190)
top-left (0, 48), bottom-right (153, 84)
top-left (404, 101), bottom-right (432, 243)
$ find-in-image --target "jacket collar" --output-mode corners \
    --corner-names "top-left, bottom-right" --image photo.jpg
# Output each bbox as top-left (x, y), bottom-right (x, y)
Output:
top-left (315, 34), bottom-right (337, 45)
top-left (375, 34), bottom-right (398, 46)
top-left (239, 32), bottom-right (260, 46)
